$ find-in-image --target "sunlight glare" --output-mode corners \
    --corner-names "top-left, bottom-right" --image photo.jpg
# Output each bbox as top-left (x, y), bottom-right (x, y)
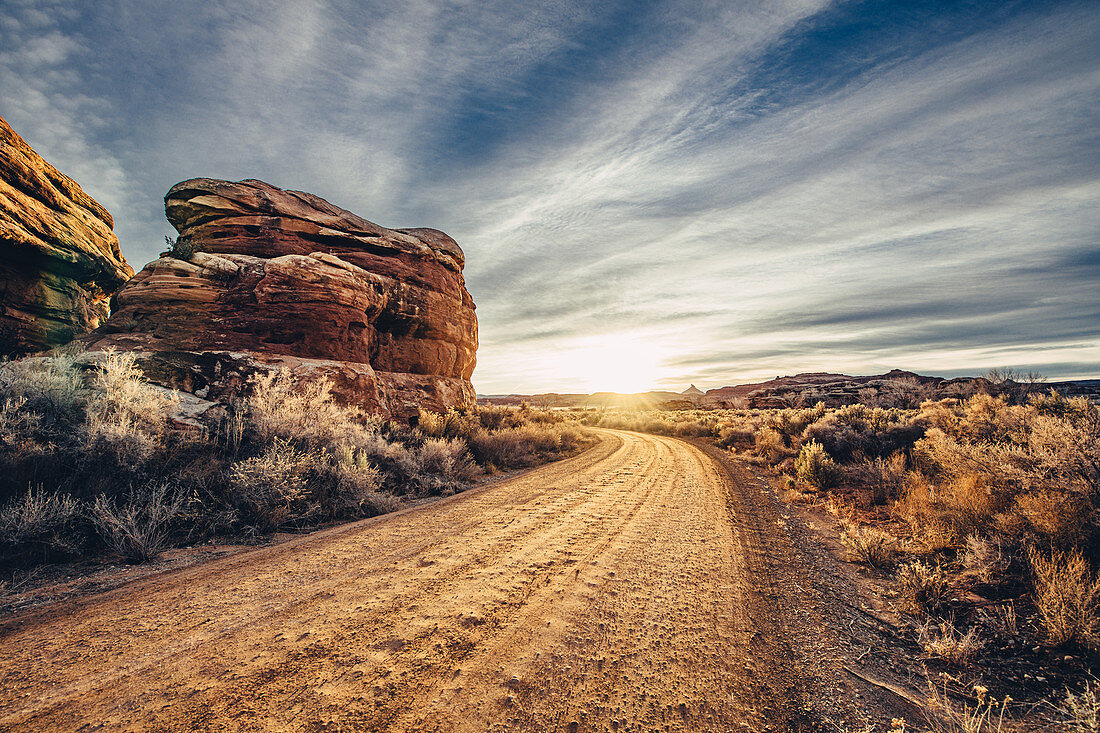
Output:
top-left (557, 333), bottom-right (668, 393)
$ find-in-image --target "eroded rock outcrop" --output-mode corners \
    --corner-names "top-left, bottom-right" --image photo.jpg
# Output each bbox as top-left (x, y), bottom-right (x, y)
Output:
top-left (0, 116), bottom-right (133, 356)
top-left (85, 178), bottom-right (477, 420)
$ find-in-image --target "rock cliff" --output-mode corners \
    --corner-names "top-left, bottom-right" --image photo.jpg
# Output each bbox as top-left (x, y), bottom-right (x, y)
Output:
top-left (85, 178), bottom-right (477, 420)
top-left (0, 116), bottom-right (133, 356)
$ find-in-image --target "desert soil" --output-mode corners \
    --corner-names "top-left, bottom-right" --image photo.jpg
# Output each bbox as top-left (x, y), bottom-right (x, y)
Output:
top-left (0, 429), bottom-right (914, 732)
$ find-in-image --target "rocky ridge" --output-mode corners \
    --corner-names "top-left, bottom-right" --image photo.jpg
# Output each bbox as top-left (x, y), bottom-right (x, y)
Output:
top-left (480, 370), bottom-right (1099, 410)
top-left (0, 116), bottom-right (133, 356)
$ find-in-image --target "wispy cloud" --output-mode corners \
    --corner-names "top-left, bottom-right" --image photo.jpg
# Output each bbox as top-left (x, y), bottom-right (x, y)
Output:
top-left (1, 0), bottom-right (1096, 390)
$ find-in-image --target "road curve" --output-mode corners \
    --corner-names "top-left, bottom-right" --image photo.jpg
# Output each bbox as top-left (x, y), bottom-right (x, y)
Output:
top-left (0, 429), bottom-right (825, 732)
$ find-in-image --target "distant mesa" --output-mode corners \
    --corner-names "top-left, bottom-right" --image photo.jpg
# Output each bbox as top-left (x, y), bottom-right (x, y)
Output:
top-left (481, 369), bottom-right (1099, 410)
top-left (0, 115), bottom-right (133, 356)
top-left (82, 177), bottom-right (478, 421)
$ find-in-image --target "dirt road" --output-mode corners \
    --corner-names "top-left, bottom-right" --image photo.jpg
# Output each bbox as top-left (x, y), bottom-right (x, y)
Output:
top-left (0, 429), bottom-right (872, 732)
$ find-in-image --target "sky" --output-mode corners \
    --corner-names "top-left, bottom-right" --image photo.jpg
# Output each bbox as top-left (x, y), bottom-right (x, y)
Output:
top-left (1, 0), bottom-right (1097, 393)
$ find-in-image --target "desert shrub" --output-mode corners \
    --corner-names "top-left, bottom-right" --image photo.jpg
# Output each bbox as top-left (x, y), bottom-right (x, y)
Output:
top-left (556, 425), bottom-right (587, 453)
top-left (897, 559), bottom-right (949, 615)
top-left (90, 484), bottom-right (184, 563)
top-left (0, 487), bottom-right (83, 561)
top-left (916, 522), bottom-right (962, 555)
top-left (845, 452), bottom-right (908, 504)
top-left (960, 535), bottom-right (1009, 585)
top-left (82, 352), bottom-right (178, 470)
top-left (0, 398), bottom-right (48, 476)
top-left (895, 392), bottom-right (1100, 558)
top-left (794, 440), bottom-right (837, 490)
top-left (468, 425), bottom-right (553, 469)
top-left (1027, 408), bottom-right (1100, 491)
top-left (1031, 389), bottom-right (1077, 418)
top-left (940, 473), bottom-right (1004, 539)
top-left (802, 403), bottom-right (925, 462)
top-left (0, 397), bottom-right (41, 447)
top-left (356, 432), bottom-right (422, 491)
top-left (1029, 548), bottom-right (1100, 648)
top-left (226, 440), bottom-right (321, 531)
top-left (896, 470), bottom-right (1010, 549)
top-left (874, 377), bottom-right (938, 409)
top-left (164, 234), bottom-right (204, 260)
top-left (473, 405), bottom-right (514, 431)
top-left (0, 356), bottom-right (591, 566)
top-left (918, 620), bottom-right (984, 665)
top-left (754, 427), bottom-right (790, 461)
top-left (840, 523), bottom-right (897, 568)
top-left (767, 403), bottom-right (826, 439)
top-left (1013, 489), bottom-right (1090, 547)
top-left (417, 408), bottom-right (480, 440)
top-left (718, 425), bottom-right (755, 448)
top-left (412, 438), bottom-right (479, 491)
top-left (961, 392), bottom-right (1027, 442)
top-left (671, 414), bottom-right (719, 437)
top-left (313, 444), bottom-right (389, 517)
top-left (416, 408), bottom-right (446, 438)
top-left (0, 355), bottom-right (86, 428)
top-left (592, 409), bottom-right (722, 439)
top-left (243, 370), bottom-right (373, 449)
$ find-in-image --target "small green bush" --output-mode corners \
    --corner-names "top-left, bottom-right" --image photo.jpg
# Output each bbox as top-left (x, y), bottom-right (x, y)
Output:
top-left (164, 235), bottom-right (204, 260)
top-left (795, 440), bottom-right (837, 489)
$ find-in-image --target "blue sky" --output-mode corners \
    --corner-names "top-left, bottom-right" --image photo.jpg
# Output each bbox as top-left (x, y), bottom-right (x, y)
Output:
top-left (2, 0), bottom-right (1097, 392)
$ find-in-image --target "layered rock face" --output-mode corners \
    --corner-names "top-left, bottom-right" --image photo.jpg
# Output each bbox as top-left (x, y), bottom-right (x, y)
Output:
top-left (85, 178), bottom-right (478, 420)
top-left (0, 116), bottom-right (133, 356)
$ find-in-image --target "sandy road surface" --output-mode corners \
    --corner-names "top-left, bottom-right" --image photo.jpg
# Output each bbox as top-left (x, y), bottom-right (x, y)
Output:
top-left (0, 430), bottom-right (848, 732)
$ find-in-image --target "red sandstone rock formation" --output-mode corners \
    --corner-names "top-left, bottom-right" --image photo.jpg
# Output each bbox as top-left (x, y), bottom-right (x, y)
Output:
top-left (85, 178), bottom-right (477, 420)
top-left (0, 116), bottom-right (133, 355)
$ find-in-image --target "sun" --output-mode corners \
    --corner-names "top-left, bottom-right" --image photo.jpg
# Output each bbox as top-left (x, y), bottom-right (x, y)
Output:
top-left (557, 333), bottom-right (667, 393)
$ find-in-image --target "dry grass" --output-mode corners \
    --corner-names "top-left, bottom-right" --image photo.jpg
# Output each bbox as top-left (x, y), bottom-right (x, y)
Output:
top-left (1056, 678), bottom-right (1100, 732)
top-left (897, 559), bottom-right (949, 616)
top-left (979, 603), bottom-right (1019, 639)
top-left (918, 620), bottom-right (985, 665)
top-left (926, 681), bottom-right (1013, 733)
top-left (840, 522), bottom-right (898, 568)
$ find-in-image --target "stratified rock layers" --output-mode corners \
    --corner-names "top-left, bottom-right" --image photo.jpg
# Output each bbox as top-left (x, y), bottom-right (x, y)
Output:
top-left (87, 178), bottom-right (477, 419)
top-left (0, 116), bottom-right (133, 355)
